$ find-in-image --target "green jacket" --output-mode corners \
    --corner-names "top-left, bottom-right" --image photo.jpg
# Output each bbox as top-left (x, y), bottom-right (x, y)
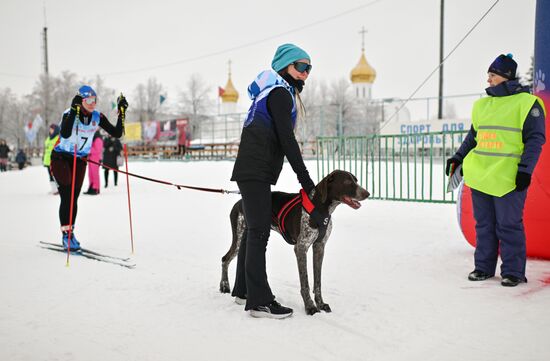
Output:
top-left (43, 135), bottom-right (59, 166)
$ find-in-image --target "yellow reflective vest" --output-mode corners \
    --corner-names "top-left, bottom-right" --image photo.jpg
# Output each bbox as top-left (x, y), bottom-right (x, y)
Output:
top-left (463, 92), bottom-right (545, 197)
top-left (43, 135), bottom-right (59, 167)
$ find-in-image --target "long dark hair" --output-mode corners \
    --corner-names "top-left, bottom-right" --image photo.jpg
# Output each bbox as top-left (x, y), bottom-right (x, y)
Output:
top-left (277, 67), bottom-right (306, 119)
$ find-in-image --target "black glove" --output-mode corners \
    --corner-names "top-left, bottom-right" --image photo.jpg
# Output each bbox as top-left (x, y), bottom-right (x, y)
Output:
top-left (515, 171), bottom-right (531, 192)
top-left (302, 179), bottom-right (315, 195)
top-left (117, 94), bottom-right (128, 112)
top-left (446, 157), bottom-right (462, 176)
top-left (71, 95), bottom-right (83, 109)
top-left (300, 189), bottom-right (330, 229)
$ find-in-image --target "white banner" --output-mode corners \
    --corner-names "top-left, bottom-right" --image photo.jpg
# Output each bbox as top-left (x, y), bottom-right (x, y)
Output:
top-left (24, 114), bottom-right (44, 144)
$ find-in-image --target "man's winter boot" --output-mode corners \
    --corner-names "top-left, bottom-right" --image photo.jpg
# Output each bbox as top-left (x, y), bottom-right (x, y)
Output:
top-left (501, 275), bottom-right (527, 287)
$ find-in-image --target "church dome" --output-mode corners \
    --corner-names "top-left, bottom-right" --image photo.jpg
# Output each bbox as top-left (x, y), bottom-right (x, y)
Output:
top-left (221, 76), bottom-right (239, 103)
top-left (350, 51), bottom-right (376, 84)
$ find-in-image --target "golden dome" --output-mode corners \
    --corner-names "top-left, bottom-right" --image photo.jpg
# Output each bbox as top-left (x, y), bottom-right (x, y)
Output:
top-left (221, 75), bottom-right (239, 103)
top-left (350, 51), bottom-right (376, 84)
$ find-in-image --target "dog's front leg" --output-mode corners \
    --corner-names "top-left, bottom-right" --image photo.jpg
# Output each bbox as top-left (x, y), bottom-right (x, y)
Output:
top-left (313, 241), bottom-right (331, 312)
top-left (294, 244), bottom-right (319, 315)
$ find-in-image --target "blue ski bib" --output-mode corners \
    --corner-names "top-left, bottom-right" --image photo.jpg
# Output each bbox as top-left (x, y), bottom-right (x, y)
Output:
top-left (54, 108), bottom-right (101, 157)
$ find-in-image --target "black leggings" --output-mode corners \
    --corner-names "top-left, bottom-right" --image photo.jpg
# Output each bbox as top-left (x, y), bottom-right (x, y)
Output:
top-left (50, 152), bottom-right (86, 227)
top-left (104, 168), bottom-right (118, 186)
top-left (45, 166), bottom-right (54, 181)
top-left (232, 181), bottom-right (275, 310)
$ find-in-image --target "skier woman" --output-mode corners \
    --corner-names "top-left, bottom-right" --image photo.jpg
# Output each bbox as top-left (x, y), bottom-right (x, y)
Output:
top-left (50, 85), bottom-right (127, 250)
top-left (230, 44), bottom-right (329, 318)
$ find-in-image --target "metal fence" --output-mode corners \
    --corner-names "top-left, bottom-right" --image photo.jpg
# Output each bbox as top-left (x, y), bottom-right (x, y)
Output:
top-left (316, 130), bottom-right (468, 203)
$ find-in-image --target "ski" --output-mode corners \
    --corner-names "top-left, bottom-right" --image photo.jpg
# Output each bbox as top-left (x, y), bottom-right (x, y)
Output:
top-left (39, 241), bottom-right (131, 261)
top-left (40, 245), bottom-right (136, 269)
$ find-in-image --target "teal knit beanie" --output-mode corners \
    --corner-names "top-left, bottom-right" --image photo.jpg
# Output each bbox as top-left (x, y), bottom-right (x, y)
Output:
top-left (271, 43), bottom-right (310, 72)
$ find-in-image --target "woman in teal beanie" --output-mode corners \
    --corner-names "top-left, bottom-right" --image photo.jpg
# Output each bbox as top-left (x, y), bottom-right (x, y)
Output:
top-left (230, 43), bottom-right (329, 318)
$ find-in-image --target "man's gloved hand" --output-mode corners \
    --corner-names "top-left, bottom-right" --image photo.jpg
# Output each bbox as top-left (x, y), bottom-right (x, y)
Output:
top-left (446, 157), bottom-right (462, 176)
top-left (300, 189), bottom-right (330, 229)
top-left (117, 94), bottom-right (128, 112)
top-left (71, 95), bottom-right (83, 110)
top-left (515, 171), bottom-right (531, 192)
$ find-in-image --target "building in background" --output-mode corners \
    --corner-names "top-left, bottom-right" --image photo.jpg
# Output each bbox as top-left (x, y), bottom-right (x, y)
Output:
top-left (219, 61), bottom-right (239, 115)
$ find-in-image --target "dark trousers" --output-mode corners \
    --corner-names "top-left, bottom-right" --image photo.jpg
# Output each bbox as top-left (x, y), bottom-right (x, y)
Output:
top-left (46, 166), bottom-right (54, 181)
top-left (50, 153), bottom-right (87, 227)
top-left (471, 188), bottom-right (528, 279)
top-left (232, 181), bottom-right (275, 310)
top-left (178, 144), bottom-right (186, 156)
top-left (104, 168), bottom-right (118, 186)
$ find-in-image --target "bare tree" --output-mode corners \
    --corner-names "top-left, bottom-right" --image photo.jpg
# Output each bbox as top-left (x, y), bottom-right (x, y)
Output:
top-left (133, 77), bottom-right (164, 122)
top-left (178, 73), bottom-right (212, 139)
top-left (0, 88), bottom-right (34, 148)
top-left (88, 75), bottom-right (117, 119)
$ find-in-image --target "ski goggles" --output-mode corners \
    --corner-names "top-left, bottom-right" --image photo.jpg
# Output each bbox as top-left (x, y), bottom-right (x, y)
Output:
top-left (293, 62), bottom-right (312, 74)
top-left (83, 97), bottom-right (97, 105)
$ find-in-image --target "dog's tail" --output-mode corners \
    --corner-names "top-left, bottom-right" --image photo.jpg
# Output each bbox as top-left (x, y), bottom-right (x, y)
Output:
top-left (221, 200), bottom-right (243, 264)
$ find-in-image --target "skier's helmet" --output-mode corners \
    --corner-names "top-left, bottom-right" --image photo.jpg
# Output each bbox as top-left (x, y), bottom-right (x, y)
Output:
top-left (78, 85), bottom-right (97, 99)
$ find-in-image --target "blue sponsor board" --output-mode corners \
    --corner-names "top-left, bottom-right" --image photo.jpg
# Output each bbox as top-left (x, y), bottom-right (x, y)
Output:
top-left (393, 121), bottom-right (468, 146)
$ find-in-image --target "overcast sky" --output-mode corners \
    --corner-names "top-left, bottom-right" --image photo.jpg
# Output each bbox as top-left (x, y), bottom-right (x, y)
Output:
top-left (0, 0), bottom-right (538, 114)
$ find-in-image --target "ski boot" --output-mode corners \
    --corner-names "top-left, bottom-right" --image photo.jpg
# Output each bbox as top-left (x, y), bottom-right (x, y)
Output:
top-left (61, 226), bottom-right (81, 251)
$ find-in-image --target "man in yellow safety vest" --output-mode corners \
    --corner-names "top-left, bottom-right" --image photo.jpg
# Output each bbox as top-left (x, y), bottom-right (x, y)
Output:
top-left (446, 54), bottom-right (546, 287)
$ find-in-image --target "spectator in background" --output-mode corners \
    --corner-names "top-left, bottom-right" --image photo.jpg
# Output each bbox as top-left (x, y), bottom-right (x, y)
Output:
top-left (15, 149), bottom-right (27, 170)
top-left (177, 123), bottom-right (188, 157)
top-left (43, 124), bottom-right (60, 194)
top-left (0, 139), bottom-right (10, 172)
top-left (102, 134), bottom-right (123, 187)
top-left (84, 130), bottom-right (104, 195)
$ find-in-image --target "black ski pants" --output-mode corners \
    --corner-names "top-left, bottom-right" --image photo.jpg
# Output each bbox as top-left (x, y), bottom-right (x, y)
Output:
top-left (50, 152), bottom-right (87, 228)
top-left (232, 181), bottom-right (275, 310)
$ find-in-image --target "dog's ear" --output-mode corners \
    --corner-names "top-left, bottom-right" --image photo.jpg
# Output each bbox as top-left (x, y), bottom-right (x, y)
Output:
top-left (317, 174), bottom-right (331, 203)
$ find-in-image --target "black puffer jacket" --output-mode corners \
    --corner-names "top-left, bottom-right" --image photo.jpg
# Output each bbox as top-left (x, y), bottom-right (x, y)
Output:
top-left (102, 136), bottom-right (123, 168)
top-left (231, 85), bottom-right (314, 192)
top-left (0, 143), bottom-right (10, 158)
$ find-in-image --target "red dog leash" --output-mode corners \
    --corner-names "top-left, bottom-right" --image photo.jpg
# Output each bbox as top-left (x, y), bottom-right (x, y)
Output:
top-left (84, 158), bottom-right (240, 195)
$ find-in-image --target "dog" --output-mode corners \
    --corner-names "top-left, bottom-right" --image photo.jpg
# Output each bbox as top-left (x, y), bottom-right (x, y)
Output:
top-left (219, 170), bottom-right (370, 315)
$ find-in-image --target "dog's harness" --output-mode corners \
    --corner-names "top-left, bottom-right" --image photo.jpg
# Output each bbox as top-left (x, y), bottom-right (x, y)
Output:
top-left (273, 190), bottom-right (325, 245)
top-left (274, 194), bottom-right (301, 245)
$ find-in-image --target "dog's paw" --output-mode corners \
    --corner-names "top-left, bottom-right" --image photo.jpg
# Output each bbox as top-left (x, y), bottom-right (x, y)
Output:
top-left (219, 281), bottom-right (231, 294)
top-left (306, 305), bottom-right (320, 315)
top-left (318, 303), bottom-right (332, 313)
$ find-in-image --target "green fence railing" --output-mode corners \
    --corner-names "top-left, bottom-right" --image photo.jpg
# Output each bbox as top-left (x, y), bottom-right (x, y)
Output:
top-left (316, 130), bottom-right (468, 204)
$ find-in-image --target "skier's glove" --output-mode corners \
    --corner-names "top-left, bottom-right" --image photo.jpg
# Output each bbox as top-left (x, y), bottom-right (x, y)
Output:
top-left (515, 171), bottom-right (531, 192)
top-left (445, 157), bottom-right (462, 176)
top-left (71, 95), bottom-right (83, 110)
top-left (300, 189), bottom-right (330, 229)
top-left (117, 94), bottom-right (128, 112)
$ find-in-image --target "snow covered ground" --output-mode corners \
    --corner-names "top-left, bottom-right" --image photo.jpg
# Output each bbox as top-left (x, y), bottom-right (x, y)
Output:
top-left (1, 160), bottom-right (549, 361)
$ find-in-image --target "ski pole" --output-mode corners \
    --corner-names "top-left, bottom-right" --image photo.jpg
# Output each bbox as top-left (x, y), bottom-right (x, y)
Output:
top-left (66, 108), bottom-right (79, 266)
top-left (123, 143), bottom-right (135, 254)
